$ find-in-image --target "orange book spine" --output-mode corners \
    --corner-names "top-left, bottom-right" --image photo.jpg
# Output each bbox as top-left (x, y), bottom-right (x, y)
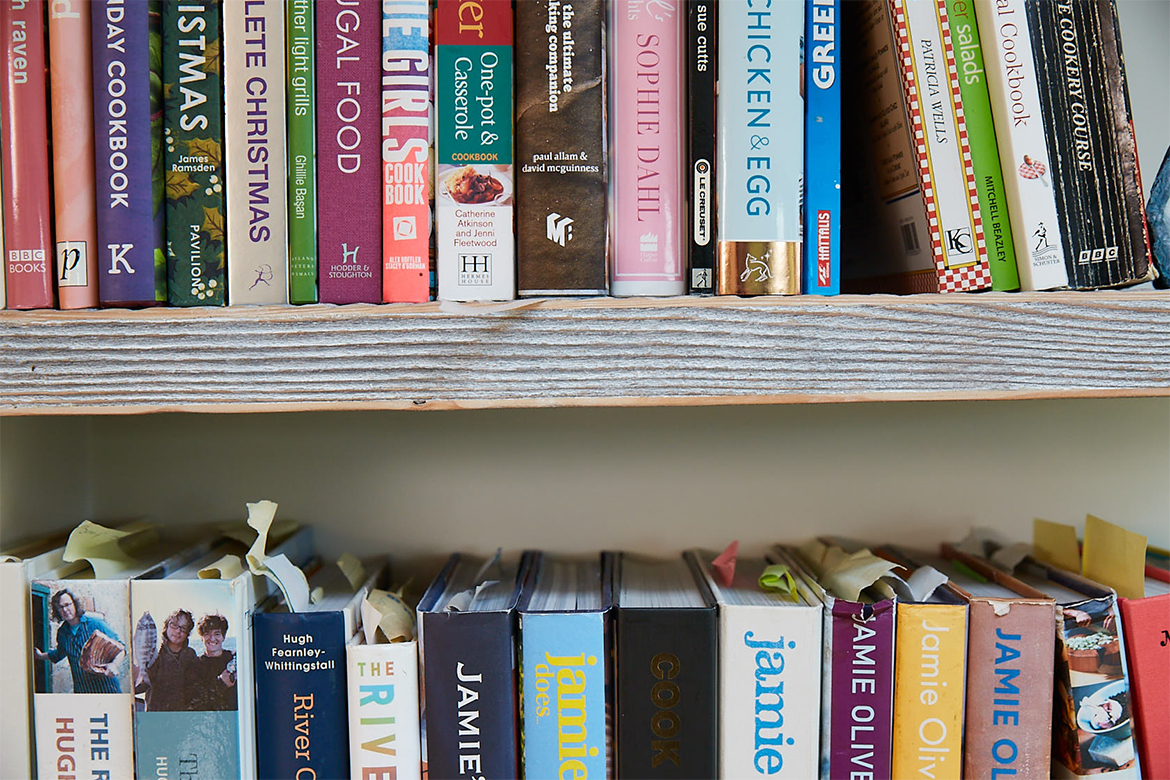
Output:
top-left (49, 0), bottom-right (99, 309)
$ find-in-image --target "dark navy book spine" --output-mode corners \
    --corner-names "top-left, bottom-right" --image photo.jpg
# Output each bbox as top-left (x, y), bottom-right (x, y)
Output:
top-left (420, 609), bottom-right (520, 779)
top-left (686, 0), bottom-right (716, 294)
top-left (254, 612), bottom-right (350, 780)
top-left (92, 0), bottom-right (166, 306)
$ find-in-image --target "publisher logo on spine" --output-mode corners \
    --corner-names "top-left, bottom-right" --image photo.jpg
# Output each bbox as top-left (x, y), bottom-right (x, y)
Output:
top-left (694, 160), bottom-right (711, 246)
top-left (546, 213), bottom-right (574, 247)
top-left (57, 244), bottom-right (89, 286)
top-left (816, 211), bottom-right (832, 288)
top-left (459, 254), bottom-right (493, 286)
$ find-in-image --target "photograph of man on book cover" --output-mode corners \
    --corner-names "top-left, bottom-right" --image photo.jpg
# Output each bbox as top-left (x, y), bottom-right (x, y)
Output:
top-left (31, 582), bottom-right (129, 694)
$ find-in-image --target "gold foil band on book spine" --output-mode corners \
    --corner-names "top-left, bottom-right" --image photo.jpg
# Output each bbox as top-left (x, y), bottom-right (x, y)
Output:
top-left (716, 241), bottom-right (801, 295)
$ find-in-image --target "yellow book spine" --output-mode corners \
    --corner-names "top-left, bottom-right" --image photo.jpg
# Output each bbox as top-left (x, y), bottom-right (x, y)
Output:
top-left (891, 603), bottom-right (967, 780)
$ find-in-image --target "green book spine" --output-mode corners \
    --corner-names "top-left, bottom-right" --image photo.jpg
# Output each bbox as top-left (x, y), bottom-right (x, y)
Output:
top-left (945, 0), bottom-right (1020, 291)
top-left (162, 1), bottom-right (227, 306)
top-left (286, 0), bottom-right (318, 304)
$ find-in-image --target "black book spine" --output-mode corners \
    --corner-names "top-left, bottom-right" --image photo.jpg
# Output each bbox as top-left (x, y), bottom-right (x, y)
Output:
top-left (686, 0), bottom-right (716, 294)
top-left (420, 610), bottom-right (520, 779)
top-left (615, 606), bottom-right (718, 779)
top-left (1026, 0), bottom-right (1148, 288)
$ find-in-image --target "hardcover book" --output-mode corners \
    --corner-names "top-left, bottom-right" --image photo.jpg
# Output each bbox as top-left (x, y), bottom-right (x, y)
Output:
top-left (686, 0), bottom-right (715, 294)
top-left (804, 0), bottom-right (841, 295)
top-left (780, 543), bottom-right (896, 780)
top-left (286, 0), bottom-right (317, 304)
top-left (1117, 577), bottom-right (1170, 780)
top-left (381, 0), bottom-right (431, 303)
top-left (515, 0), bottom-right (608, 296)
top-left (612, 553), bottom-right (717, 779)
top-left (687, 549), bottom-right (824, 778)
top-left (416, 553), bottom-right (528, 780)
top-left (887, 0), bottom-right (992, 292)
top-left (49, 0), bottom-right (100, 309)
top-left (162, 0), bottom-right (226, 306)
top-left (1023, 0), bottom-right (1152, 290)
top-left (610, 0), bottom-right (685, 296)
top-left (92, 0), bottom-right (167, 307)
top-left (716, 0), bottom-right (803, 295)
top-left (130, 527), bottom-right (314, 780)
top-left (2, 0), bottom-right (56, 309)
top-left (941, 0), bottom-right (1019, 290)
top-left (317, 0), bottom-right (382, 304)
top-left (253, 560), bottom-right (382, 780)
top-left (223, 0), bottom-right (287, 305)
top-left (936, 545), bottom-right (1057, 779)
top-left (517, 553), bottom-right (613, 780)
top-left (435, 0), bottom-right (515, 301)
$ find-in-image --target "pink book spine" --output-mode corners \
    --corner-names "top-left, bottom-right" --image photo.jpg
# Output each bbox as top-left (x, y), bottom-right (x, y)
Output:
top-left (49, 0), bottom-right (98, 309)
top-left (1, 0), bottom-right (55, 310)
top-left (609, 0), bottom-right (685, 297)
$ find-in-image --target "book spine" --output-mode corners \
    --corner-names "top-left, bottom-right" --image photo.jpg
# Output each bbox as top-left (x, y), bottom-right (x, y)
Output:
top-left (887, 0), bottom-right (992, 292)
top-left (520, 611), bottom-right (609, 779)
top-left (0, 562), bottom-right (33, 777)
top-left (435, 0), bottom-right (514, 301)
top-left (49, 0), bottom-right (100, 309)
top-left (1050, 595), bottom-right (1138, 776)
top-left (91, 0), bottom-right (167, 307)
top-left (316, 0), bottom-right (382, 304)
top-left (890, 603), bottom-right (966, 780)
top-left (223, 0), bottom-right (287, 305)
top-left (615, 607), bottom-right (717, 779)
top-left (514, 0), bottom-right (607, 297)
top-left (943, 0), bottom-right (1019, 291)
top-left (961, 600), bottom-right (1054, 779)
top-left (286, 0), bottom-right (317, 304)
top-left (1027, 0), bottom-right (1149, 289)
top-left (686, 0), bottom-right (715, 294)
top-left (973, 0), bottom-right (1068, 290)
top-left (717, 606), bottom-right (822, 778)
top-left (419, 610), bottom-right (520, 779)
top-left (715, 0), bottom-right (802, 296)
top-left (346, 642), bottom-right (422, 780)
top-left (609, 0), bottom-right (684, 297)
top-left (381, 0), bottom-right (431, 303)
top-left (162, 0), bottom-right (226, 307)
top-left (1118, 595), bottom-right (1170, 780)
top-left (253, 612), bottom-right (350, 780)
top-left (2, 0), bottom-right (56, 310)
top-left (131, 578), bottom-right (247, 779)
top-left (826, 600), bottom-right (895, 780)
top-left (804, 0), bottom-right (840, 296)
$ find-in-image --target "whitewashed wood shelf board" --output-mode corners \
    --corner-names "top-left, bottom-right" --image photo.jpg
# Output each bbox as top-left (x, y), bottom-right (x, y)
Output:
top-left (1, 292), bottom-right (1168, 414)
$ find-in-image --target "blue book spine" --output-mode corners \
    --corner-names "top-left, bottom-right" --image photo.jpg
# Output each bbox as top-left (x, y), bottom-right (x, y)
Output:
top-left (419, 610), bottom-right (520, 779)
top-left (92, 0), bottom-right (166, 306)
top-left (253, 612), bottom-right (349, 780)
top-left (520, 611), bottom-right (608, 779)
top-left (803, 0), bottom-right (840, 295)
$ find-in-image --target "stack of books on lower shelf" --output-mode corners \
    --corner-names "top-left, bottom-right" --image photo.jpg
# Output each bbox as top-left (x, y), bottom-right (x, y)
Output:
top-left (2, 511), bottom-right (1167, 779)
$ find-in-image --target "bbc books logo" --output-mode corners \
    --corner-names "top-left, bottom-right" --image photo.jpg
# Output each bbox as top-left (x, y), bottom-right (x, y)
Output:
top-left (546, 213), bottom-right (574, 247)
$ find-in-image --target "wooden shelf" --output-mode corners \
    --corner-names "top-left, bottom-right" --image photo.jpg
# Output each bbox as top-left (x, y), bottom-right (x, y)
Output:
top-left (1, 292), bottom-right (1168, 414)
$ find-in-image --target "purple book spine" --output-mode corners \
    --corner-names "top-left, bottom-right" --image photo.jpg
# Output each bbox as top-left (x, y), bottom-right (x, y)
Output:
top-left (92, 0), bottom-right (163, 306)
top-left (315, 0), bottom-right (383, 303)
top-left (829, 600), bottom-right (896, 780)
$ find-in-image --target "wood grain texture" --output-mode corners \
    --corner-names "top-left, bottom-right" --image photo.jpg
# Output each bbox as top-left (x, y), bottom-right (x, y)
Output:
top-left (2, 292), bottom-right (1168, 414)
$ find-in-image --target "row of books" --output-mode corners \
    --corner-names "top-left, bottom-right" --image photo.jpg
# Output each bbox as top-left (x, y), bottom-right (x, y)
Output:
top-left (0, 0), bottom-right (1159, 312)
top-left (3, 509), bottom-right (1167, 779)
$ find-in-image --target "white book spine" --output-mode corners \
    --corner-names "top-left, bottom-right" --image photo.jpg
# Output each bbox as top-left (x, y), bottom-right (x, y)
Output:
top-left (974, 0), bottom-right (1069, 290)
top-left (224, 0), bottom-right (289, 305)
top-left (889, 0), bottom-right (991, 291)
top-left (35, 693), bottom-right (135, 779)
top-left (718, 605), bottom-right (823, 778)
top-left (347, 642), bottom-right (422, 780)
top-left (1, 562), bottom-right (33, 778)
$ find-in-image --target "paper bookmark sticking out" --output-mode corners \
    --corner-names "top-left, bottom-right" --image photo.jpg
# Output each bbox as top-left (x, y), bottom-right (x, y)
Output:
top-left (1033, 518), bottom-right (1082, 573)
top-left (880, 565), bottom-right (950, 603)
top-left (758, 564), bottom-right (797, 600)
top-left (1083, 515), bottom-right (1147, 600)
top-left (712, 540), bottom-right (739, 587)
top-left (801, 539), bottom-right (898, 602)
top-left (338, 553), bottom-right (367, 592)
top-left (198, 554), bottom-right (245, 580)
top-left (243, 500), bottom-right (311, 612)
top-left (62, 520), bottom-right (158, 579)
top-left (361, 588), bottom-right (416, 644)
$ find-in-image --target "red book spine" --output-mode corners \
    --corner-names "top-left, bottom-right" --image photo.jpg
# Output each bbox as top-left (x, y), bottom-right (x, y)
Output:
top-left (49, 0), bottom-right (98, 309)
top-left (1117, 595), bottom-right (1170, 779)
top-left (1, 0), bottom-right (56, 309)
